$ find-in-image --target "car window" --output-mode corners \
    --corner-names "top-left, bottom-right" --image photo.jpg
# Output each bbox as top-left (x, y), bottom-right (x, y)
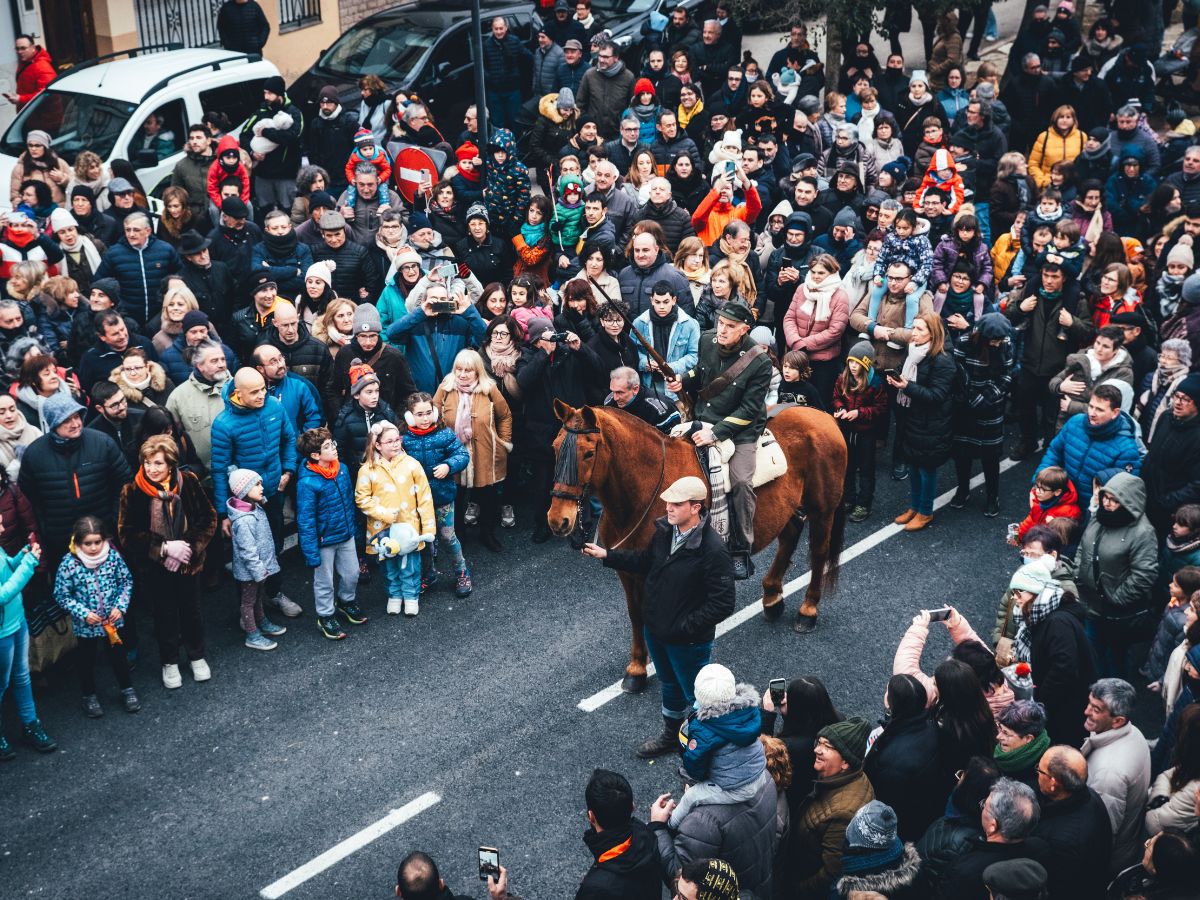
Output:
top-left (200, 79), bottom-right (267, 133)
top-left (430, 27), bottom-right (471, 75)
top-left (130, 99), bottom-right (185, 166)
top-left (318, 21), bottom-right (438, 80)
top-left (0, 90), bottom-right (138, 163)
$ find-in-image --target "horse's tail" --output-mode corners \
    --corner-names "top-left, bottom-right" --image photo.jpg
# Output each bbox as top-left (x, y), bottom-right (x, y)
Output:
top-left (820, 500), bottom-right (847, 593)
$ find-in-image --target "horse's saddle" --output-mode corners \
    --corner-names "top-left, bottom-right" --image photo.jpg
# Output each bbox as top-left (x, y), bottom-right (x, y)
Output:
top-left (671, 424), bottom-right (789, 491)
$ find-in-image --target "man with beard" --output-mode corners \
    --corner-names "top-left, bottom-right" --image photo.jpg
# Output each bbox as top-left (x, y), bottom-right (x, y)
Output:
top-left (304, 86), bottom-right (358, 194)
top-left (170, 125), bottom-right (215, 223)
top-left (335, 164), bottom-right (403, 247)
top-left (166, 339), bottom-right (229, 475)
top-left (1108, 104), bottom-right (1161, 170)
top-left (662, 6), bottom-right (701, 55)
top-left (577, 39), bottom-right (636, 138)
top-left (86, 381), bottom-right (145, 469)
top-left (206, 196), bottom-right (262, 288)
top-left (821, 162), bottom-right (867, 219)
top-left (791, 176), bottom-right (833, 235)
top-left (240, 76), bottom-right (304, 217)
top-left (252, 343), bottom-right (323, 436)
top-left (256, 299), bottom-right (333, 396)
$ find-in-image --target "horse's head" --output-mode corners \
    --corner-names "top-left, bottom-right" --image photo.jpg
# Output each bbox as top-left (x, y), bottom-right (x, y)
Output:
top-left (548, 400), bottom-right (603, 537)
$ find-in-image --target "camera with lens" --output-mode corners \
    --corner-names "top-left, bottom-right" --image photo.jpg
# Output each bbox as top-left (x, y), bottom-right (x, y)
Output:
top-left (546, 330), bottom-right (570, 342)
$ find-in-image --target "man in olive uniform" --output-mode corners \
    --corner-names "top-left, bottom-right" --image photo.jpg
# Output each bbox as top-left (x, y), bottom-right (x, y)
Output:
top-left (667, 301), bottom-right (770, 580)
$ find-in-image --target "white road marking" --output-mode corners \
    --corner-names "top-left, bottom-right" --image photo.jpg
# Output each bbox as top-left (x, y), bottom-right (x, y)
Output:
top-left (577, 459), bottom-right (1020, 712)
top-left (259, 791), bottom-right (441, 898)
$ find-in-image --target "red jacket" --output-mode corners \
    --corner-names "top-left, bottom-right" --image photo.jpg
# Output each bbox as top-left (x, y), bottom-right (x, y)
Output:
top-left (207, 134), bottom-right (251, 206)
top-left (832, 373), bottom-right (888, 432)
top-left (1016, 478), bottom-right (1082, 542)
top-left (15, 47), bottom-right (55, 109)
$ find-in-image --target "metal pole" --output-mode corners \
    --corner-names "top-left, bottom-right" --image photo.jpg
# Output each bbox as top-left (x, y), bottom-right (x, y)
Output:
top-left (470, 0), bottom-right (489, 178)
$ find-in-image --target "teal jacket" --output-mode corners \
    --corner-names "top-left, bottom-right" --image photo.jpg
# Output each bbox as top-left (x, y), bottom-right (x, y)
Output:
top-left (0, 546), bottom-right (39, 638)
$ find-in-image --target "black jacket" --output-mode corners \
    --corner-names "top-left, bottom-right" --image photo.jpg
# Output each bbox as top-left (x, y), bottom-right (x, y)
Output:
top-left (241, 99), bottom-right (305, 180)
top-left (898, 351), bottom-right (958, 468)
top-left (635, 199), bottom-right (696, 254)
top-left (574, 819), bottom-right (661, 900)
top-left (179, 258), bottom-right (235, 330)
top-left (216, 0), bottom-right (269, 53)
top-left (1031, 787), bottom-right (1113, 899)
top-left (862, 711), bottom-right (945, 842)
top-left (1032, 600), bottom-right (1098, 748)
top-left (86, 407), bottom-right (146, 470)
top-left (935, 835), bottom-right (1050, 900)
top-left (1141, 412), bottom-right (1200, 532)
top-left (916, 812), bottom-right (982, 889)
top-left (18, 430), bottom-right (133, 552)
top-left (305, 108), bottom-right (359, 191)
top-left (605, 513), bottom-right (735, 644)
top-left (454, 233), bottom-right (516, 288)
top-left (207, 222), bottom-right (263, 290)
top-left (328, 339), bottom-right (416, 414)
top-left (515, 339), bottom-right (596, 456)
top-left (311, 240), bottom-right (381, 303)
top-left (257, 324), bottom-right (334, 399)
top-left (332, 398), bottom-right (398, 477)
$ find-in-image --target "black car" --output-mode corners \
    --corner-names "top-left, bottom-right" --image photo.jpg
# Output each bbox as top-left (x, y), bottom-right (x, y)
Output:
top-left (540, 0), bottom-right (703, 64)
top-left (288, 0), bottom-right (536, 135)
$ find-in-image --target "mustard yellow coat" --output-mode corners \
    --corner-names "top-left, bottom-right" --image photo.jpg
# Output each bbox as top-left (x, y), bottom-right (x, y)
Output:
top-left (354, 453), bottom-right (435, 554)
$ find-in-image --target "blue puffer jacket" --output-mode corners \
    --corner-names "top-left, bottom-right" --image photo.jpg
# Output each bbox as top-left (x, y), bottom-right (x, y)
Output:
top-left (387, 305), bottom-right (489, 394)
top-left (268, 372), bottom-right (323, 435)
top-left (92, 234), bottom-right (181, 326)
top-left (210, 381), bottom-right (298, 513)
top-left (401, 424), bottom-right (470, 507)
top-left (159, 331), bottom-right (239, 384)
top-left (295, 461), bottom-right (356, 566)
top-left (680, 683), bottom-right (766, 788)
top-left (250, 238), bottom-right (313, 299)
top-left (1037, 412), bottom-right (1143, 511)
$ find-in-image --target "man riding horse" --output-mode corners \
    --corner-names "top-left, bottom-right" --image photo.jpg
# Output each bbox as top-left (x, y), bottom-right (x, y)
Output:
top-left (666, 301), bottom-right (772, 580)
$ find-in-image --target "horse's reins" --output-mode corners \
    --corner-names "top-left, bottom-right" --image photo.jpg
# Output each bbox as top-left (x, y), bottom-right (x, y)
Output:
top-left (551, 418), bottom-right (669, 551)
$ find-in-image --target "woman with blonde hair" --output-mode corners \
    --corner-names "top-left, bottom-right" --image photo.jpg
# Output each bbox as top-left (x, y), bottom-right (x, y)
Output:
top-left (674, 236), bottom-right (710, 306)
top-left (432, 348), bottom-right (513, 552)
top-left (1029, 105), bottom-right (1087, 190)
top-left (151, 278), bottom-right (200, 352)
top-left (312, 297), bottom-right (357, 356)
top-left (67, 150), bottom-right (108, 201)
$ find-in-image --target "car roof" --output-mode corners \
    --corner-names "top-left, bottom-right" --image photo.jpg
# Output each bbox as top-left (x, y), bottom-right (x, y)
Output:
top-left (358, 0), bottom-right (528, 28)
top-left (49, 48), bottom-right (276, 104)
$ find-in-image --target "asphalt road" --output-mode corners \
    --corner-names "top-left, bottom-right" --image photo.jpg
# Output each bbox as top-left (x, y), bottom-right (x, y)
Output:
top-left (2, 434), bottom-right (1059, 900)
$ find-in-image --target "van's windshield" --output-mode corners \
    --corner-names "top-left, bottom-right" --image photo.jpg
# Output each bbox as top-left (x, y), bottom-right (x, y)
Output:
top-left (317, 21), bottom-right (438, 81)
top-left (0, 90), bottom-right (138, 163)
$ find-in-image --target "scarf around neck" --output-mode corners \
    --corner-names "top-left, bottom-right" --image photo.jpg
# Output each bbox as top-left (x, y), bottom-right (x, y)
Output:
top-left (801, 271), bottom-right (841, 322)
top-left (521, 221), bottom-right (546, 246)
top-left (896, 341), bottom-right (930, 407)
top-left (72, 538), bottom-right (111, 570)
top-left (135, 466), bottom-right (184, 543)
top-left (307, 459), bottom-right (340, 480)
top-left (993, 729), bottom-right (1051, 774)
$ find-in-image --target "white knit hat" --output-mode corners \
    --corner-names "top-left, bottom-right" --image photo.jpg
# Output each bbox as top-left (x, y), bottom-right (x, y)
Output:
top-left (49, 208), bottom-right (78, 234)
top-left (305, 259), bottom-right (336, 288)
top-left (694, 663), bottom-right (736, 707)
top-left (228, 467), bottom-right (262, 500)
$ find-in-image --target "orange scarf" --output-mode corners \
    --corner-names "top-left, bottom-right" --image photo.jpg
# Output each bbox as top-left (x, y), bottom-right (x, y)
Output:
top-left (134, 466), bottom-right (177, 499)
top-left (307, 459), bottom-right (340, 480)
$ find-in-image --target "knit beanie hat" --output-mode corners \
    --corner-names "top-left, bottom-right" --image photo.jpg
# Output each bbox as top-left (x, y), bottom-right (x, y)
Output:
top-left (305, 259), bottom-right (336, 287)
top-left (1009, 563), bottom-right (1054, 595)
top-left (348, 358), bottom-right (380, 396)
top-left (633, 77), bottom-right (655, 98)
top-left (975, 81), bottom-right (996, 101)
top-left (557, 87), bottom-right (576, 111)
top-left (181, 310), bottom-right (210, 332)
top-left (817, 717), bottom-right (871, 769)
top-left (693, 663), bottom-right (736, 706)
top-left (309, 190), bottom-right (337, 212)
top-left (408, 211), bottom-right (433, 233)
top-left (70, 184), bottom-right (96, 203)
top-left (49, 208), bottom-right (78, 233)
top-left (466, 203), bottom-right (490, 224)
top-left (352, 303), bottom-right (382, 335)
top-left (1168, 235), bottom-right (1195, 269)
top-left (264, 75), bottom-right (287, 96)
top-left (456, 142), bottom-right (479, 165)
top-left (394, 246), bottom-right (422, 270)
top-left (228, 466), bottom-right (262, 500)
top-left (353, 127), bottom-right (374, 146)
top-left (1182, 271), bottom-right (1200, 306)
top-left (845, 800), bottom-right (901, 852)
top-left (882, 159), bottom-right (910, 183)
top-left (847, 339), bottom-right (875, 371)
top-left (1177, 372), bottom-right (1200, 405)
top-left (318, 85), bottom-right (340, 104)
top-left (25, 129), bottom-right (51, 148)
top-left (692, 858), bottom-right (739, 900)
top-left (90, 277), bottom-right (121, 303)
top-left (42, 393), bottom-right (85, 432)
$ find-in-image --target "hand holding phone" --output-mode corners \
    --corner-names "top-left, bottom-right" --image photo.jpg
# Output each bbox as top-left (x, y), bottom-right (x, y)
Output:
top-left (769, 678), bottom-right (786, 707)
top-left (926, 606), bottom-right (953, 623)
top-left (478, 846), bottom-right (500, 882)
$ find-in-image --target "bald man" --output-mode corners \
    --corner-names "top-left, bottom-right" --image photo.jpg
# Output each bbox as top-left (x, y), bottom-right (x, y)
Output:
top-left (1032, 745), bottom-right (1112, 898)
top-left (210, 366), bottom-right (301, 615)
top-left (256, 298), bottom-right (334, 394)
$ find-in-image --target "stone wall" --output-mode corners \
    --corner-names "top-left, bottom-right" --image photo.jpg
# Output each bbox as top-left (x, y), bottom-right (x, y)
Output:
top-left (339, 0), bottom-right (395, 31)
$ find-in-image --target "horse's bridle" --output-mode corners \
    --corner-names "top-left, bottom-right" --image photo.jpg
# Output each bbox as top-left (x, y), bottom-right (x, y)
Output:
top-left (551, 419), bottom-right (669, 550)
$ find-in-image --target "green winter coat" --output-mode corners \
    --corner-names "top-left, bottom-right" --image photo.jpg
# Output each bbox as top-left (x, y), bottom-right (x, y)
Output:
top-left (1074, 471), bottom-right (1159, 620)
top-left (680, 330), bottom-right (772, 444)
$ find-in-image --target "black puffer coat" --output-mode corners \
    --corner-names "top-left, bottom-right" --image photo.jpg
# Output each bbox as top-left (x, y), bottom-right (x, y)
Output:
top-left (454, 233), bottom-right (515, 287)
top-left (311, 240), bottom-right (381, 303)
top-left (897, 350), bottom-right (958, 468)
top-left (1031, 786), bottom-right (1112, 900)
top-left (332, 398), bottom-right (397, 477)
top-left (257, 324), bottom-right (334, 395)
top-left (178, 258), bottom-right (236, 330)
top-left (863, 710), bottom-right (945, 842)
top-left (635, 199), bottom-right (696, 254)
top-left (18, 429), bottom-right (132, 552)
top-left (515, 340), bottom-right (596, 458)
top-left (1031, 599), bottom-right (1097, 747)
top-left (328, 340), bottom-right (416, 413)
top-left (576, 818), bottom-right (661, 900)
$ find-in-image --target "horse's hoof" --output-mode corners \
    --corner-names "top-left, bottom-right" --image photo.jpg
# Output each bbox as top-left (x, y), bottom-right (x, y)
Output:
top-left (793, 613), bottom-right (818, 634)
top-left (621, 674), bottom-right (648, 694)
top-left (762, 600), bottom-right (785, 621)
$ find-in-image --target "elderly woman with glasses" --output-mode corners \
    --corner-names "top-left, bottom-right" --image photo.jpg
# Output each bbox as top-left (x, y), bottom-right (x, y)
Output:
top-left (108, 346), bottom-right (175, 409)
top-left (993, 700), bottom-right (1051, 790)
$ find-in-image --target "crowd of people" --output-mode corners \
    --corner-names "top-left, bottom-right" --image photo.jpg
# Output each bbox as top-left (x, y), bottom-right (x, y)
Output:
top-left (5, 1), bottom-right (1200, 897)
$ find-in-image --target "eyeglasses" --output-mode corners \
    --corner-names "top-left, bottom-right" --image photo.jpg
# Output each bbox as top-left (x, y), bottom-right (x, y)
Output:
top-left (491, 329), bottom-right (511, 337)
top-left (322, 440), bottom-right (338, 450)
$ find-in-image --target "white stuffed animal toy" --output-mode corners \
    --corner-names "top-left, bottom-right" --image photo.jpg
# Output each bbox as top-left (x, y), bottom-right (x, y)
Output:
top-left (369, 522), bottom-right (434, 559)
top-left (250, 111), bottom-right (295, 155)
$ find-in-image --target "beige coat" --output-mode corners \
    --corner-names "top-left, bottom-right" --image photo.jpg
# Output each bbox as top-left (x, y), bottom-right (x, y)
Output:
top-left (433, 376), bottom-right (513, 488)
top-left (848, 288), bottom-right (934, 372)
top-left (10, 156), bottom-right (73, 205)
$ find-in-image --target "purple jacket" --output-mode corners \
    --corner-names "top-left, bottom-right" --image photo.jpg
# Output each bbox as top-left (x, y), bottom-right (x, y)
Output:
top-left (930, 234), bottom-right (994, 290)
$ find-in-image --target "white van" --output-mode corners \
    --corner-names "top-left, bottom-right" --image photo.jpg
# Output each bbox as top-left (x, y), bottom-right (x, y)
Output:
top-left (0, 44), bottom-right (280, 204)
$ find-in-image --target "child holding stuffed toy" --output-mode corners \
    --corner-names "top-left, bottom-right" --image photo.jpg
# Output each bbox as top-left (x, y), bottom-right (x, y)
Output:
top-left (226, 468), bottom-right (287, 651)
top-left (342, 128), bottom-right (393, 210)
top-left (355, 421), bottom-right (434, 617)
top-left (402, 393), bottom-right (472, 599)
top-left (296, 427), bottom-right (363, 641)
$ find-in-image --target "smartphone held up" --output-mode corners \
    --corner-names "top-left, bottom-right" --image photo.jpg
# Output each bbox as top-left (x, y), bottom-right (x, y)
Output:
top-left (478, 846), bottom-right (500, 882)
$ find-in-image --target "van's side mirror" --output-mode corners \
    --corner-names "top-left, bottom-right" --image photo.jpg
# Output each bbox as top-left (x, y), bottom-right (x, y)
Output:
top-left (134, 149), bottom-right (158, 169)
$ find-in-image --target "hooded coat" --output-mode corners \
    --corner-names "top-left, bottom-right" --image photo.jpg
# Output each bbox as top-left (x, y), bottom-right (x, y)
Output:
top-left (526, 95), bottom-right (576, 171)
top-left (484, 129), bottom-right (531, 238)
top-left (1075, 471), bottom-right (1159, 622)
top-left (574, 818), bottom-right (661, 900)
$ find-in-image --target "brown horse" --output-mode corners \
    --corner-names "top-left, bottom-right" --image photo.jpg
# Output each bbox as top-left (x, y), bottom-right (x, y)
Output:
top-left (549, 401), bottom-right (848, 692)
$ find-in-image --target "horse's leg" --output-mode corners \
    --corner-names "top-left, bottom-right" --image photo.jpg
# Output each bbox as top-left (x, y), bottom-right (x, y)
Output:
top-left (796, 504), bottom-right (842, 633)
top-left (762, 516), bottom-right (803, 621)
top-left (620, 573), bottom-right (648, 693)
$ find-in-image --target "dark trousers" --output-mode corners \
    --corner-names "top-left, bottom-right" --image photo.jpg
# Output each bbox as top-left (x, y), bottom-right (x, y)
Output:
top-left (643, 626), bottom-right (714, 719)
top-left (1015, 369), bottom-right (1056, 448)
top-left (958, 1), bottom-right (992, 55)
top-left (1086, 617), bottom-right (1142, 681)
top-left (844, 431), bottom-right (877, 507)
top-left (810, 358), bottom-right (840, 410)
top-left (147, 565), bottom-right (205, 666)
top-left (75, 633), bottom-right (132, 694)
top-left (954, 446), bottom-right (1001, 501)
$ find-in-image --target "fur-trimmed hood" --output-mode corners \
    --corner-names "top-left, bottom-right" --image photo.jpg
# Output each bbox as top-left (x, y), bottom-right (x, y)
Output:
top-left (109, 360), bottom-right (170, 405)
top-left (697, 682), bottom-right (761, 720)
top-left (835, 844), bottom-right (921, 897)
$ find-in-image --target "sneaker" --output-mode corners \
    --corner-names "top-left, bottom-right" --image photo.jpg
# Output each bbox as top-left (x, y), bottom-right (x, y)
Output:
top-left (0, 732), bottom-right (14, 762)
top-left (337, 601), bottom-right (368, 625)
top-left (245, 631), bottom-right (277, 651)
top-left (317, 615), bottom-right (347, 640)
top-left (984, 497), bottom-right (1000, 518)
top-left (386, 597), bottom-right (402, 615)
top-left (402, 597), bottom-right (419, 617)
top-left (162, 663), bottom-right (183, 689)
top-left (21, 719), bottom-right (56, 753)
top-left (421, 570), bottom-right (440, 594)
top-left (259, 617), bottom-right (287, 637)
top-left (464, 501), bottom-right (480, 526)
top-left (891, 462), bottom-right (909, 481)
top-left (189, 658), bottom-right (212, 681)
top-left (949, 490), bottom-right (969, 509)
top-left (850, 505), bottom-right (871, 523)
top-left (500, 504), bottom-right (516, 527)
top-left (268, 592), bottom-right (303, 618)
top-left (121, 687), bottom-right (141, 713)
top-left (358, 556), bottom-right (372, 584)
top-left (82, 694), bottom-right (104, 718)
top-left (455, 567), bottom-right (473, 598)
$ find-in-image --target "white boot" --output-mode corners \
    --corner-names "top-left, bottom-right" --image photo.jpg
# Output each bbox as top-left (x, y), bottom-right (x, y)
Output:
top-left (162, 663), bottom-right (182, 689)
top-left (387, 597), bottom-right (402, 615)
top-left (402, 598), bottom-right (419, 617)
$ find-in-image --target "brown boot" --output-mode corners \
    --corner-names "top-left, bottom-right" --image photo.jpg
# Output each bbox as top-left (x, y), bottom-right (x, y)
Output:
top-left (635, 716), bottom-right (684, 758)
top-left (894, 508), bottom-right (917, 525)
top-left (905, 513), bottom-right (934, 531)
